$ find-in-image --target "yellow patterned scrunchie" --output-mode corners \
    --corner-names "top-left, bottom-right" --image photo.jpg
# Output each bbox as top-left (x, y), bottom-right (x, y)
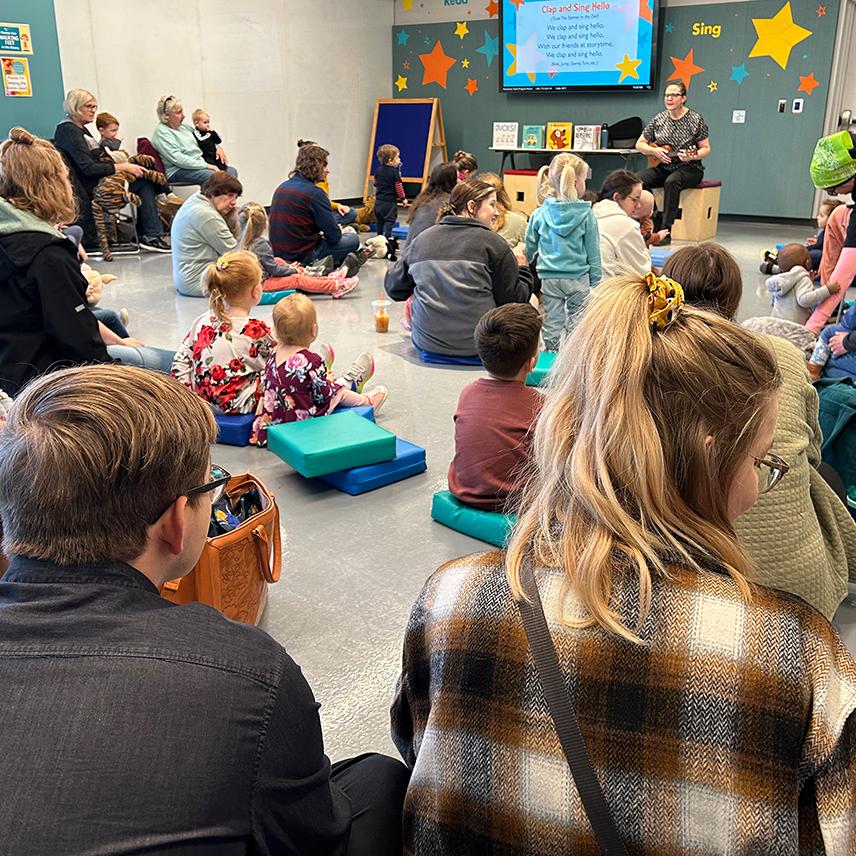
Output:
top-left (215, 255), bottom-right (230, 272)
top-left (645, 271), bottom-right (684, 332)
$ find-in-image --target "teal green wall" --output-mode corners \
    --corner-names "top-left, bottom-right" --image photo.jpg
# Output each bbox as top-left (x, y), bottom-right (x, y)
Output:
top-left (393, 0), bottom-right (839, 218)
top-left (0, 0), bottom-right (64, 141)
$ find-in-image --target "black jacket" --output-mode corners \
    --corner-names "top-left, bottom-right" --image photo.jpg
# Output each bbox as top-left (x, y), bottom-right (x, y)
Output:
top-left (0, 227), bottom-right (109, 396)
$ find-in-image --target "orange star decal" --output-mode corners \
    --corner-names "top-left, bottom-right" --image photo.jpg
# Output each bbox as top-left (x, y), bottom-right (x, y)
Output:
top-left (798, 71), bottom-right (820, 94)
top-left (639, 0), bottom-right (653, 24)
top-left (486, 0), bottom-right (499, 16)
top-left (668, 48), bottom-right (705, 90)
top-left (464, 78), bottom-right (479, 96)
top-left (510, 0), bottom-right (526, 8)
top-left (816, 4), bottom-right (827, 14)
top-left (419, 40), bottom-right (457, 88)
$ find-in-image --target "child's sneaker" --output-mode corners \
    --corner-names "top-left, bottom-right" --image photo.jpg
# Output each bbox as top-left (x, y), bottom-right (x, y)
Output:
top-left (341, 352), bottom-right (374, 393)
top-left (332, 276), bottom-right (360, 299)
top-left (303, 255), bottom-right (335, 277)
top-left (342, 246), bottom-right (373, 277)
top-left (318, 343), bottom-right (335, 371)
top-left (328, 266), bottom-right (348, 280)
top-left (119, 308), bottom-right (130, 326)
top-left (366, 385), bottom-right (388, 414)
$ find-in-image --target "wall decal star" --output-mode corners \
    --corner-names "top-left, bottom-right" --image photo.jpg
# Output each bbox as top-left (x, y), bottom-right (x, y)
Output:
top-left (395, 75), bottom-right (408, 92)
top-left (454, 21), bottom-right (469, 39)
top-left (464, 77), bottom-right (479, 95)
top-left (419, 40), bottom-right (457, 87)
top-left (668, 48), bottom-right (704, 90)
top-left (749, 2), bottom-right (812, 70)
top-left (798, 71), bottom-right (820, 94)
top-left (729, 63), bottom-right (750, 83)
top-left (615, 54), bottom-right (642, 82)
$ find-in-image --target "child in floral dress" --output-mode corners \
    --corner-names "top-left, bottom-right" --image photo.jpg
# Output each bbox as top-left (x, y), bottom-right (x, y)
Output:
top-left (251, 293), bottom-right (388, 446)
top-left (171, 251), bottom-right (275, 414)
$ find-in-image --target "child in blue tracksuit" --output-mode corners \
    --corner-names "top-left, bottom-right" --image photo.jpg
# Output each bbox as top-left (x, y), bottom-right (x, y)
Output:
top-left (374, 144), bottom-right (408, 240)
top-left (525, 153), bottom-right (601, 350)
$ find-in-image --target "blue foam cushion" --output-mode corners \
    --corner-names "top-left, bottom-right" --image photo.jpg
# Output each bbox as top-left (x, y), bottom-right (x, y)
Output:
top-left (419, 349), bottom-right (482, 366)
top-left (318, 438), bottom-right (427, 495)
top-left (267, 410), bottom-right (396, 477)
top-left (430, 490), bottom-right (516, 548)
top-left (259, 288), bottom-right (297, 305)
top-left (336, 404), bottom-right (375, 422)
top-left (526, 351), bottom-right (557, 387)
top-left (391, 224), bottom-right (409, 240)
top-left (649, 248), bottom-right (673, 269)
top-left (214, 412), bottom-right (255, 446)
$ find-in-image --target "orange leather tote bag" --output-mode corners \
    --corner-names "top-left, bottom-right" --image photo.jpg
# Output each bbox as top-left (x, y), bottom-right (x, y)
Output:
top-left (161, 474), bottom-right (282, 624)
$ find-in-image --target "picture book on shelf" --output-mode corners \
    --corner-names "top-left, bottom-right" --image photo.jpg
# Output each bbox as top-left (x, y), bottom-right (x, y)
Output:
top-left (573, 125), bottom-right (602, 151)
top-left (521, 125), bottom-right (544, 149)
top-left (546, 122), bottom-right (573, 150)
top-left (492, 122), bottom-right (518, 149)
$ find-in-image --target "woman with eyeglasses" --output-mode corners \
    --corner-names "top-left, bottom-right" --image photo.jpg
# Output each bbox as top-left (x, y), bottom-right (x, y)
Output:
top-left (392, 271), bottom-right (856, 854)
top-left (805, 130), bottom-right (856, 334)
top-left (662, 242), bottom-right (856, 618)
top-left (635, 82), bottom-right (711, 244)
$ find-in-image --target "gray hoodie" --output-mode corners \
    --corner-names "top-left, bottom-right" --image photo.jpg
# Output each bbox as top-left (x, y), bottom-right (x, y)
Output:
top-left (767, 267), bottom-right (832, 325)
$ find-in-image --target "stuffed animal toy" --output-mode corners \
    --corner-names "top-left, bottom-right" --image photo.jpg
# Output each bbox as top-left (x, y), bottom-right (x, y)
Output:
top-left (80, 262), bottom-right (117, 307)
top-left (355, 197), bottom-right (376, 229)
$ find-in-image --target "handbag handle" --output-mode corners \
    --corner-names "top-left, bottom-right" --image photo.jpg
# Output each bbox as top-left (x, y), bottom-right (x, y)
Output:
top-left (515, 559), bottom-right (629, 856)
top-left (252, 504), bottom-right (282, 584)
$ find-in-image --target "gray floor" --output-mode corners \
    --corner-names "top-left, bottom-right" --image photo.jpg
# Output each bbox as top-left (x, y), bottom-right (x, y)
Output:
top-left (94, 218), bottom-right (856, 760)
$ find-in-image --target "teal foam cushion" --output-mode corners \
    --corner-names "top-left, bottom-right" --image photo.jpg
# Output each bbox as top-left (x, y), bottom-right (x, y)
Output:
top-left (259, 288), bottom-right (296, 305)
top-left (430, 490), bottom-right (516, 548)
top-left (319, 438), bottom-right (427, 495)
top-left (267, 410), bottom-right (396, 477)
top-left (526, 351), bottom-right (557, 387)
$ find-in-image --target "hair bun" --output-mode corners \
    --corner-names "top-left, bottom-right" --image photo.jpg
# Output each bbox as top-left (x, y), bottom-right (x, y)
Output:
top-left (9, 127), bottom-right (35, 145)
top-left (453, 150), bottom-right (468, 160)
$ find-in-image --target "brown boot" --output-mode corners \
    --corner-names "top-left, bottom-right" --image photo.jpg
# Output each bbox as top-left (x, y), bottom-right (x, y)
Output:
top-left (806, 361), bottom-right (822, 381)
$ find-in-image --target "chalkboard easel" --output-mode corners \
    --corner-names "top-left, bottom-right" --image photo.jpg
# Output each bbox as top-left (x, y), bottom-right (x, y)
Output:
top-left (363, 98), bottom-right (447, 199)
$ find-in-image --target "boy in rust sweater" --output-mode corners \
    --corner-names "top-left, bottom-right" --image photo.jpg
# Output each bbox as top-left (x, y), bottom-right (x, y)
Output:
top-left (447, 304), bottom-right (544, 511)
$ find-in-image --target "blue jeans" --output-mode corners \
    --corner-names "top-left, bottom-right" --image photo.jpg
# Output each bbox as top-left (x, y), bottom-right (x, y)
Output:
top-left (334, 208), bottom-right (357, 227)
top-left (107, 344), bottom-right (175, 374)
top-left (92, 307), bottom-right (129, 339)
top-left (810, 324), bottom-right (856, 378)
top-left (169, 165), bottom-right (238, 186)
top-left (128, 177), bottom-right (164, 239)
top-left (541, 275), bottom-right (590, 350)
top-left (304, 230), bottom-right (360, 265)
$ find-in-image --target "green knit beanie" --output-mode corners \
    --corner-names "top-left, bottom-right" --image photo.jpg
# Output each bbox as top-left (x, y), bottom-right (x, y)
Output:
top-left (810, 130), bottom-right (856, 189)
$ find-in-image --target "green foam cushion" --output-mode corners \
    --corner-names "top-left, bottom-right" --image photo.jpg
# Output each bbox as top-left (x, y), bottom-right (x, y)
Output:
top-left (526, 351), bottom-right (557, 387)
top-left (430, 490), bottom-right (516, 548)
top-left (267, 410), bottom-right (396, 477)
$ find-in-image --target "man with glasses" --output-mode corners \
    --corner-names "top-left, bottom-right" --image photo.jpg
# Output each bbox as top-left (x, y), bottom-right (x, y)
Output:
top-left (0, 364), bottom-right (407, 855)
top-left (635, 82), bottom-right (712, 244)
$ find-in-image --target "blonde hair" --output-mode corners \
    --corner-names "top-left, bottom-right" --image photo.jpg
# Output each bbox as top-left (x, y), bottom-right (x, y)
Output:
top-left (202, 250), bottom-right (262, 324)
top-left (239, 202), bottom-right (268, 250)
top-left (156, 95), bottom-right (182, 123)
top-left (538, 152), bottom-right (588, 202)
top-left (476, 172), bottom-right (512, 231)
top-left (506, 273), bottom-right (781, 642)
top-left (63, 88), bottom-right (96, 121)
top-left (376, 144), bottom-right (399, 165)
top-left (0, 365), bottom-right (216, 566)
top-left (272, 293), bottom-right (316, 346)
top-left (0, 128), bottom-right (76, 225)
top-left (191, 108), bottom-right (209, 124)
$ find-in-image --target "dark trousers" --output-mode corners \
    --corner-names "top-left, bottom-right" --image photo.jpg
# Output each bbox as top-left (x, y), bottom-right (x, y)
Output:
top-left (639, 162), bottom-right (704, 228)
top-left (332, 753), bottom-right (410, 856)
top-left (375, 198), bottom-right (398, 238)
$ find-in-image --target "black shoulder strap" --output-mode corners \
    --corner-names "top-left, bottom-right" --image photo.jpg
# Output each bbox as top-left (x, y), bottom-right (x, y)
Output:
top-left (515, 559), bottom-right (630, 856)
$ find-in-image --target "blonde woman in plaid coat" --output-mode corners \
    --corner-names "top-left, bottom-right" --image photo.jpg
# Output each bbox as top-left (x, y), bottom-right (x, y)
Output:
top-left (392, 272), bottom-right (856, 855)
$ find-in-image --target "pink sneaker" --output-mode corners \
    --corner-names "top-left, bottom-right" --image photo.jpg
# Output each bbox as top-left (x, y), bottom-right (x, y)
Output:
top-left (332, 276), bottom-right (360, 299)
top-left (318, 343), bottom-right (334, 371)
top-left (328, 266), bottom-right (348, 280)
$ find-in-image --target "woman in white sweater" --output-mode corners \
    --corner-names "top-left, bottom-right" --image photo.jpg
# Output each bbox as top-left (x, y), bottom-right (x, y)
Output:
top-left (592, 169), bottom-right (650, 277)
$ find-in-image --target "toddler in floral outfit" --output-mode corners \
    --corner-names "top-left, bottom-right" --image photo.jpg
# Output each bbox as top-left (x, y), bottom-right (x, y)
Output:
top-left (251, 293), bottom-right (388, 445)
top-left (172, 251), bottom-right (275, 414)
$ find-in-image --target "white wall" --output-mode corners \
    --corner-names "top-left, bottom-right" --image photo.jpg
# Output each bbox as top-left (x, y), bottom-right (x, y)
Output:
top-left (53, 0), bottom-right (392, 203)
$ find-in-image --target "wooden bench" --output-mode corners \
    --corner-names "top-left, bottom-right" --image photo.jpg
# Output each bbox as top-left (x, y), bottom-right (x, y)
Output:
top-left (653, 179), bottom-right (721, 241)
top-left (503, 169), bottom-right (540, 216)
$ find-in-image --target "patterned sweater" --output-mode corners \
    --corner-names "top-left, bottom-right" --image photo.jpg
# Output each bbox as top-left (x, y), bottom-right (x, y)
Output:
top-left (391, 550), bottom-right (856, 855)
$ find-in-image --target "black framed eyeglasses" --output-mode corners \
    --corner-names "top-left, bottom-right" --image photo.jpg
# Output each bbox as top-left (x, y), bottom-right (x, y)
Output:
top-left (753, 453), bottom-right (789, 493)
top-left (187, 465), bottom-right (231, 505)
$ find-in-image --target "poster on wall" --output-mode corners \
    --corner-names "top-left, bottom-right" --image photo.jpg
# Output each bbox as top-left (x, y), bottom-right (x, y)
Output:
top-left (2, 58), bottom-right (32, 97)
top-left (0, 23), bottom-right (32, 55)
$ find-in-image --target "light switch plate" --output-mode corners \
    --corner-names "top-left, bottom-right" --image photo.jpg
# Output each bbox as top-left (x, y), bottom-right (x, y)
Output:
top-left (778, 99), bottom-right (787, 113)
top-left (732, 110), bottom-right (746, 124)
top-left (792, 98), bottom-right (804, 114)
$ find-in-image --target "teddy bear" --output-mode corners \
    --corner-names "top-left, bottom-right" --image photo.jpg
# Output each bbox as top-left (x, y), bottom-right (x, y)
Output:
top-left (80, 263), bottom-right (117, 307)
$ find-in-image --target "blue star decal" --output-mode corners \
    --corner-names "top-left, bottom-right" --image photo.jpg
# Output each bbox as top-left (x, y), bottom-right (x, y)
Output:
top-left (397, 29), bottom-right (410, 46)
top-left (729, 63), bottom-right (750, 84)
top-left (638, 29), bottom-right (651, 48)
top-left (664, 22), bottom-right (673, 33)
top-left (476, 31), bottom-right (499, 67)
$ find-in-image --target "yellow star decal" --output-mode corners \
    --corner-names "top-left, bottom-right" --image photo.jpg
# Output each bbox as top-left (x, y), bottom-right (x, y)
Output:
top-left (505, 43), bottom-right (536, 83)
top-left (749, 2), bottom-right (812, 70)
top-left (395, 74), bottom-right (408, 92)
top-left (402, 0), bottom-right (413, 9)
top-left (462, 58), bottom-right (470, 68)
top-left (454, 21), bottom-right (469, 39)
top-left (707, 79), bottom-right (718, 91)
top-left (615, 54), bottom-right (641, 83)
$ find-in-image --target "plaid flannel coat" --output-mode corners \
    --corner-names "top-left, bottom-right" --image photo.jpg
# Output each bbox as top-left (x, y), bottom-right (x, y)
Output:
top-left (391, 550), bottom-right (856, 855)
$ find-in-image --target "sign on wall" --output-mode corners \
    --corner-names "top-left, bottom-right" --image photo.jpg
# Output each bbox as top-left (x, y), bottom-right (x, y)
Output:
top-left (2, 57), bottom-right (31, 97)
top-left (394, 0), bottom-right (491, 25)
top-left (0, 22), bottom-right (32, 55)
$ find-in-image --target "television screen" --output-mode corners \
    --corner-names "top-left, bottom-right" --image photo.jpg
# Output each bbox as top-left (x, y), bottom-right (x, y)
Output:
top-left (500, 0), bottom-right (658, 92)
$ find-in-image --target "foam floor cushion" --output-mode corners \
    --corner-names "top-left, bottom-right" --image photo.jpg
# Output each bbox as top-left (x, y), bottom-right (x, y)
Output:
top-left (259, 288), bottom-right (297, 305)
top-left (391, 224), bottom-right (409, 240)
top-left (430, 490), bottom-right (516, 548)
top-left (214, 412), bottom-right (255, 446)
top-left (318, 438), bottom-right (427, 495)
top-left (267, 410), bottom-right (396, 478)
top-left (336, 404), bottom-right (375, 422)
top-left (649, 248), bottom-right (672, 269)
top-left (526, 351), bottom-right (557, 387)
top-left (419, 349), bottom-right (482, 366)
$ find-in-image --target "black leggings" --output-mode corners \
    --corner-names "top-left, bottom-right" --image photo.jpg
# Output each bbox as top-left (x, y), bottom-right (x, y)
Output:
top-left (638, 162), bottom-right (704, 228)
top-left (375, 199), bottom-right (398, 239)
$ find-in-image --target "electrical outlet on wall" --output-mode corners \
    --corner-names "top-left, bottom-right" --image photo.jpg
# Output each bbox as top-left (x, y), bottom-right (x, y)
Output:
top-left (792, 98), bottom-right (804, 114)
top-left (778, 99), bottom-right (787, 113)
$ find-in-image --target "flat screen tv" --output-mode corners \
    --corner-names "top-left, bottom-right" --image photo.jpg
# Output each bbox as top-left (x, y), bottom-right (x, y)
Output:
top-left (500, 0), bottom-right (658, 92)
